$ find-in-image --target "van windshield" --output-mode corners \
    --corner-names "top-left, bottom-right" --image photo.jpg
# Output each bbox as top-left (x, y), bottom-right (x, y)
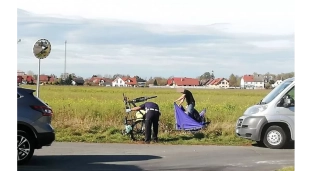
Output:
top-left (260, 80), bottom-right (293, 104)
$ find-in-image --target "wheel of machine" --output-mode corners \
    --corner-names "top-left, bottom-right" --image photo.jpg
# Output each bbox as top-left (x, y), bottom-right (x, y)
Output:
top-left (130, 120), bottom-right (145, 141)
top-left (18, 130), bottom-right (35, 165)
top-left (263, 125), bottom-right (288, 149)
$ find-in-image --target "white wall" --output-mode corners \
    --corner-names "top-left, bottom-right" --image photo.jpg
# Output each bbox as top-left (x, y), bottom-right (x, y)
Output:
top-left (242, 81), bottom-right (264, 89)
top-left (220, 79), bottom-right (229, 88)
top-left (112, 77), bottom-right (126, 87)
top-left (240, 77), bottom-right (265, 89)
top-left (240, 78), bottom-right (245, 88)
top-left (207, 79), bottom-right (229, 89)
top-left (253, 81), bottom-right (264, 89)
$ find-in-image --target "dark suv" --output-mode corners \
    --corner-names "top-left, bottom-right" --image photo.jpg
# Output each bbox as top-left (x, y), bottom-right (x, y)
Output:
top-left (17, 87), bottom-right (55, 164)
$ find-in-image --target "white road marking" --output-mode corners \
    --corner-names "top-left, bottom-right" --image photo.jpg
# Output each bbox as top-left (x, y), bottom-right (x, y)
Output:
top-left (256, 160), bottom-right (293, 164)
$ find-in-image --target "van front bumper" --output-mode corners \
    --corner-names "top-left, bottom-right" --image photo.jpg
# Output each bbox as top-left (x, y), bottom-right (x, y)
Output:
top-left (235, 116), bottom-right (268, 141)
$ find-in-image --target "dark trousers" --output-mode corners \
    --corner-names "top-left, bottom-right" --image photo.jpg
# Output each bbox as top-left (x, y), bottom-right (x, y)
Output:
top-left (145, 111), bottom-right (160, 142)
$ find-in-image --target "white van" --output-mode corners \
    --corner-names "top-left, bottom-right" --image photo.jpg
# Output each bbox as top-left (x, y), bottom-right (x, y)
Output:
top-left (236, 77), bottom-right (294, 149)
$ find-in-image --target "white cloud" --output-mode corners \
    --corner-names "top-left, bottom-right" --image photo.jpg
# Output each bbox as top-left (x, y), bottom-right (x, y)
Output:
top-left (17, 8), bottom-right (294, 78)
top-left (248, 40), bottom-right (294, 49)
top-left (17, 0), bottom-right (294, 35)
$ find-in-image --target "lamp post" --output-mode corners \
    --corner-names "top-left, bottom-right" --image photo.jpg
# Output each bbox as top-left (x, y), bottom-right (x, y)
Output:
top-left (17, 39), bottom-right (21, 44)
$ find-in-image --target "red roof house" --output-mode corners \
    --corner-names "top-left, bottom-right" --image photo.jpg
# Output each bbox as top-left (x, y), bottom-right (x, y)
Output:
top-left (33, 75), bottom-right (56, 84)
top-left (167, 77), bottom-right (199, 86)
top-left (89, 76), bottom-right (103, 84)
top-left (17, 76), bottom-right (23, 84)
top-left (17, 75), bottom-right (35, 84)
top-left (123, 77), bottom-right (138, 86)
top-left (242, 75), bottom-right (254, 82)
top-left (24, 75), bottom-right (34, 83)
top-left (241, 74), bottom-right (265, 89)
top-left (203, 78), bottom-right (229, 88)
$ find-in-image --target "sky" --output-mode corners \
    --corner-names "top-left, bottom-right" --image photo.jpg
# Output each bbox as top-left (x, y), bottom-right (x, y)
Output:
top-left (17, 0), bottom-right (294, 79)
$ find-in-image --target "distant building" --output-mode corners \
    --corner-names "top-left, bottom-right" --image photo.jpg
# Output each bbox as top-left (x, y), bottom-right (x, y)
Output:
top-left (167, 77), bottom-right (200, 86)
top-left (17, 70), bottom-right (26, 76)
top-left (112, 77), bottom-right (138, 87)
top-left (89, 76), bottom-right (112, 86)
top-left (34, 75), bottom-right (56, 84)
top-left (240, 74), bottom-right (265, 89)
top-left (202, 78), bottom-right (229, 89)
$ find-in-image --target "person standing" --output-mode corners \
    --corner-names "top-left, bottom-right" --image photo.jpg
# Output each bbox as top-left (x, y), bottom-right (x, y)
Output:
top-left (126, 101), bottom-right (161, 143)
top-left (174, 88), bottom-right (196, 115)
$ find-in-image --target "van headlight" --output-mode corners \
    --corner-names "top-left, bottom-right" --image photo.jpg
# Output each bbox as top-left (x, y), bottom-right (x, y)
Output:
top-left (245, 105), bottom-right (268, 115)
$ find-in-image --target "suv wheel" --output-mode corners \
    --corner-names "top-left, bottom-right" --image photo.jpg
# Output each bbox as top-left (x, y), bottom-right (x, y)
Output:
top-left (263, 125), bottom-right (287, 149)
top-left (18, 130), bottom-right (35, 165)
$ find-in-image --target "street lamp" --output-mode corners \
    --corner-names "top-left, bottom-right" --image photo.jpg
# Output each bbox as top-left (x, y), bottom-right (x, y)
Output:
top-left (17, 39), bottom-right (21, 44)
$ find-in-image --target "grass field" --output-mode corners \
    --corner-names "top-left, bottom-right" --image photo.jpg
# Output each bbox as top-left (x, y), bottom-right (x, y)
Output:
top-left (276, 166), bottom-right (294, 171)
top-left (20, 85), bottom-right (271, 145)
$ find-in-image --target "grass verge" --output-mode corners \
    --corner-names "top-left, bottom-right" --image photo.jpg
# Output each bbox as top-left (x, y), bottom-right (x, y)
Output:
top-left (21, 85), bottom-right (270, 145)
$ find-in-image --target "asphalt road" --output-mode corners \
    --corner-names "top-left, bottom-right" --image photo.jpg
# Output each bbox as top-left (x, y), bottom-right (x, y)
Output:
top-left (18, 142), bottom-right (294, 171)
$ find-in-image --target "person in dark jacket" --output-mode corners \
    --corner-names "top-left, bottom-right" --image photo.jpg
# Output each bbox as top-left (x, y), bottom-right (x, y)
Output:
top-left (174, 88), bottom-right (196, 115)
top-left (126, 101), bottom-right (161, 143)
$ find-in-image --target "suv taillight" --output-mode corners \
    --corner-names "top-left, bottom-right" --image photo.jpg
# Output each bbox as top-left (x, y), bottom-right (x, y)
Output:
top-left (30, 105), bottom-right (53, 116)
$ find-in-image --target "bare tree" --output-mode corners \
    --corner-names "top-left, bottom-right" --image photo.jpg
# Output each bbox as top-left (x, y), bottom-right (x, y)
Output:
top-left (228, 74), bottom-right (237, 87)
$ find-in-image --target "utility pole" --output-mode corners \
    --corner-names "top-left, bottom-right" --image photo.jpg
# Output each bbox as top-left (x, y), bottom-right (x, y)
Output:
top-left (64, 40), bottom-right (67, 80)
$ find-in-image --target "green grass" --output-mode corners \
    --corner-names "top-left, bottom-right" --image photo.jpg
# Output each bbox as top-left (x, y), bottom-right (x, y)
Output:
top-left (276, 166), bottom-right (294, 171)
top-left (20, 85), bottom-right (271, 145)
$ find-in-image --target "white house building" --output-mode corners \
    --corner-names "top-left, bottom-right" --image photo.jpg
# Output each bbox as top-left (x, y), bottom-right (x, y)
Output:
top-left (112, 77), bottom-right (126, 87)
top-left (241, 74), bottom-right (265, 89)
top-left (206, 78), bottom-right (229, 89)
top-left (112, 77), bottom-right (138, 87)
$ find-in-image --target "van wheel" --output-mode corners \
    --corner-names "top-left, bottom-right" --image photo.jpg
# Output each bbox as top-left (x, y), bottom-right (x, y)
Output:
top-left (263, 126), bottom-right (287, 149)
top-left (18, 130), bottom-right (35, 165)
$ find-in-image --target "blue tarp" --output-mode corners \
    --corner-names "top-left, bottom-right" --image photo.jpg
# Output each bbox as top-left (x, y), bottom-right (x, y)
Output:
top-left (174, 103), bottom-right (207, 130)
